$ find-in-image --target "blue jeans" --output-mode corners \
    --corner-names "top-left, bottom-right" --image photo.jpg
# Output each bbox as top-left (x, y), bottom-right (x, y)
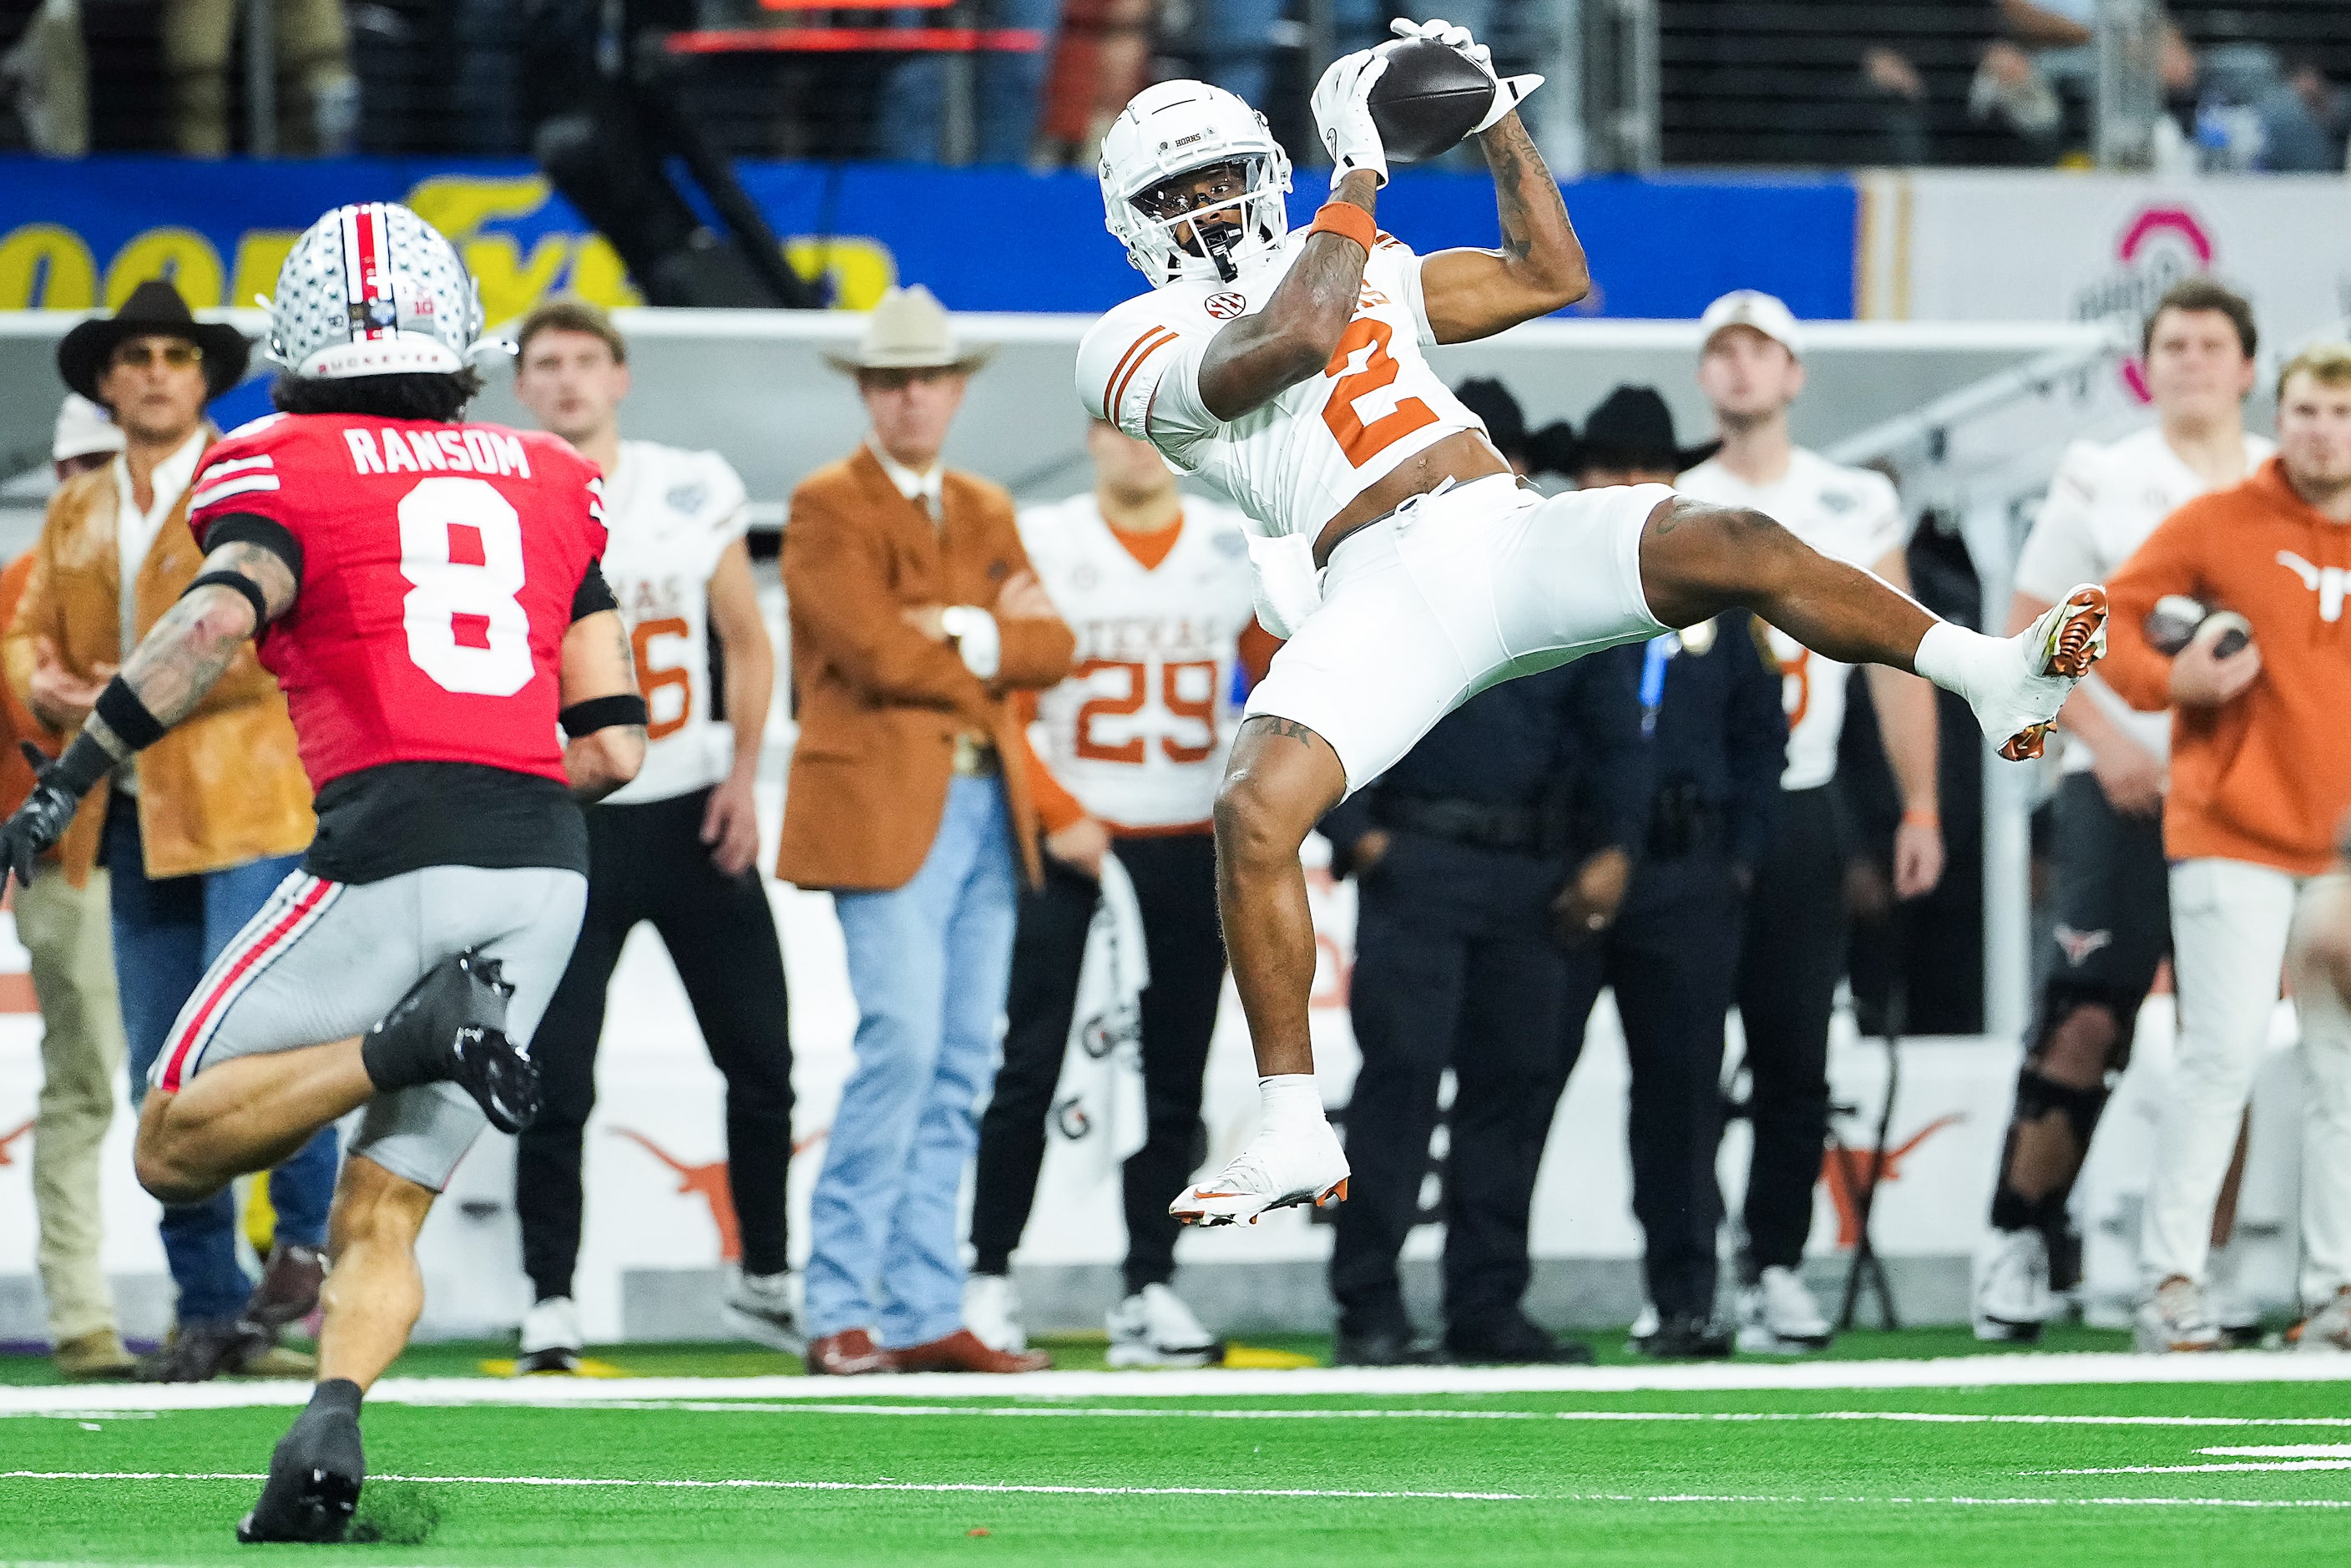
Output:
top-left (806, 776), bottom-right (1018, 1347)
top-left (877, 0), bottom-right (1061, 164)
top-left (106, 805), bottom-right (338, 1327)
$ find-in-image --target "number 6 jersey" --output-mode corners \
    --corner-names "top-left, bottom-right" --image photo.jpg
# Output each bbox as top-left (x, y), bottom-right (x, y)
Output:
top-left (189, 411), bottom-right (609, 881)
top-left (1076, 229), bottom-right (1482, 544)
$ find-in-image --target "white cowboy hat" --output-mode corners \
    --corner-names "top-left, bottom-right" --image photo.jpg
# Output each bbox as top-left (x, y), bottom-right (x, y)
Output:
top-left (823, 284), bottom-right (995, 375)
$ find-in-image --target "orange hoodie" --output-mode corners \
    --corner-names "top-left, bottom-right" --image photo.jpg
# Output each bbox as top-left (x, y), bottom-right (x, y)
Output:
top-left (2101, 457), bottom-right (2351, 876)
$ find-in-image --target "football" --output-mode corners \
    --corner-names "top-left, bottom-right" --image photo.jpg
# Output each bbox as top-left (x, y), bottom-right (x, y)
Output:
top-left (2144, 594), bottom-right (2252, 658)
top-left (1368, 37), bottom-right (1494, 164)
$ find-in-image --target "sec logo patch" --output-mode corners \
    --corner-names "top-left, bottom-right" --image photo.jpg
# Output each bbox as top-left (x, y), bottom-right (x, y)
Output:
top-left (1206, 292), bottom-right (1246, 319)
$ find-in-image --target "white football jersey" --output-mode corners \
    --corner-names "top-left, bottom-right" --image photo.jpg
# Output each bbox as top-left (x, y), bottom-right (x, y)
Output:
top-left (594, 439), bottom-right (752, 805)
top-left (1076, 229), bottom-right (1482, 544)
top-left (1019, 493), bottom-right (1257, 829)
top-left (2013, 424), bottom-right (2275, 776)
top-left (1677, 448), bottom-right (1909, 792)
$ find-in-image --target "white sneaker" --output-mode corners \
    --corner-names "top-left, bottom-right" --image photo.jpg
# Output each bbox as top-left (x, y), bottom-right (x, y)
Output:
top-left (2293, 1289), bottom-right (2351, 1354)
top-left (1972, 586), bottom-right (2110, 761)
top-left (2206, 1246), bottom-right (2262, 1345)
top-left (1973, 1228), bottom-right (2053, 1343)
top-left (518, 1295), bottom-right (582, 1374)
top-left (962, 1273), bottom-right (1028, 1354)
top-left (1736, 1266), bottom-right (1833, 1354)
top-left (1107, 1282), bottom-right (1222, 1368)
top-left (2134, 1276), bottom-right (2222, 1353)
top-left (722, 1268), bottom-right (808, 1356)
top-left (1170, 1115), bottom-right (1349, 1228)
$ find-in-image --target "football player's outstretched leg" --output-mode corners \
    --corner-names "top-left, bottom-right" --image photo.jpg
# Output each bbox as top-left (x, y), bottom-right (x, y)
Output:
top-left (1075, 20), bottom-right (2106, 1226)
top-left (0, 202), bottom-right (649, 1540)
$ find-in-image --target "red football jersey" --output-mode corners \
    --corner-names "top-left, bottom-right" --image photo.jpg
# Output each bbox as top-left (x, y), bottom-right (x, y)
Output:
top-left (187, 412), bottom-right (608, 792)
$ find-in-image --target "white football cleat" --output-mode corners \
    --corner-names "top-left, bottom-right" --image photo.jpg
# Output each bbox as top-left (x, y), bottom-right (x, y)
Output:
top-left (1736, 1265), bottom-right (1833, 1354)
top-left (1972, 1227), bottom-right (2053, 1343)
top-left (1170, 1115), bottom-right (1349, 1227)
top-left (2134, 1276), bottom-right (2222, 1353)
top-left (722, 1268), bottom-right (808, 1357)
top-left (962, 1272), bottom-right (1029, 1354)
top-left (1107, 1282), bottom-right (1223, 1368)
top-left (2293, 1288), bottom-right (2351, 1353)
top-left (517, 1295), bottom-right (582, 1375)
top-left (1980, 585), bottom-right (2110, 761)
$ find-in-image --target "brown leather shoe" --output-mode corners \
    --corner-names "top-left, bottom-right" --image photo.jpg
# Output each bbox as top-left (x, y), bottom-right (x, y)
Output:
top-left (53, 1328), bottom-right (138, 1381)
top-left (806, 1328), bottom-right (895, 1376)
top-left (243, 1242), bottom-right (326, 1331)
top-left (887, 1328), bottom-right (1051, 1373)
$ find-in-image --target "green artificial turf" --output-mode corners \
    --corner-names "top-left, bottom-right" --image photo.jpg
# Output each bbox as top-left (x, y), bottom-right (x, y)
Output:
top-left (3, 1373), bottom-right (2346, 1565)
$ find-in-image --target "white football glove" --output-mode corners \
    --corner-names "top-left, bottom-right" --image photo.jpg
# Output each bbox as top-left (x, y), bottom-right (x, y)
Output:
top-left (1311, 48), bottom-right (1392, 187)
top-left (1388, 15), bottom-right (1544, 134)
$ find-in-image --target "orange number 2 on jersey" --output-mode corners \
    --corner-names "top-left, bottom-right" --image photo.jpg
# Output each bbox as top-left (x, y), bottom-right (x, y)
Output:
top-left (630, 616), bottom-right (694, 741)
top-left (1322, 317), bottom-right (1438, 468)
top-left (1073, 660), bottom-right (1147, 764)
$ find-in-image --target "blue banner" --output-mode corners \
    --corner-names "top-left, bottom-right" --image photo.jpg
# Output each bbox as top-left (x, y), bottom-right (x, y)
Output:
top-left (0, 155), bottom-right (1854, 322)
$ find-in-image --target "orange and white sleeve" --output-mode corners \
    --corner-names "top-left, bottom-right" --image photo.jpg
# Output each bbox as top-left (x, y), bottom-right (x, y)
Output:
top-left (1076, 307), bottom-right (1216, 447)
top-left (1014, 689), bottom-right (1089, 835)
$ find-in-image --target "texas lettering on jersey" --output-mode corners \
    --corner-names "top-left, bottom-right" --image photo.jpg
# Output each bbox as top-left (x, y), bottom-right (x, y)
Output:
top-left (187, 412), bottom-right (607, 792)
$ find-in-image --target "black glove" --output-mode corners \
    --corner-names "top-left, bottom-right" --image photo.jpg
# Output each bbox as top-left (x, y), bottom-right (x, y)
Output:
top-left (0, 740), bottom-right (88, 892)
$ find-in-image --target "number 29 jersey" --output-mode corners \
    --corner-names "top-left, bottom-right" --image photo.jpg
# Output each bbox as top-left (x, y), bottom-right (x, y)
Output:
top-left (187, 411), bottom-right (609, 793)
top-left (1077, 229), bottom-right (1481, 543)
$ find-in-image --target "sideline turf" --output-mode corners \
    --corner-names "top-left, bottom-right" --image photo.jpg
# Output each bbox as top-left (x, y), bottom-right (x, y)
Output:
top-left (2, 1374), bottom-right (2345, 1565)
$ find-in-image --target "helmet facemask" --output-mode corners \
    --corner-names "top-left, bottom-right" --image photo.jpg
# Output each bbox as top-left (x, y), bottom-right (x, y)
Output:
top-left (1129, 157), bottom-right (1277, 286)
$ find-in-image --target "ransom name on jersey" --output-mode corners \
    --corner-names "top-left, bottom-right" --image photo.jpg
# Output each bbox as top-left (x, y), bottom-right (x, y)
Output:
top-left (341, 426), bottom-right (537, 479)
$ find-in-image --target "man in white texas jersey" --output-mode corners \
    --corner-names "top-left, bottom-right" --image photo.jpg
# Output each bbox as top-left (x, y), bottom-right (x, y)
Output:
top-left (966, 417), bottom-right (1265, 1366)
top-left (1973, 276), bottom-right (2275, 1345)
top-left (1675, 288), bottom-right (1946, 1354)
top-left (504, 296), bottom-right (803, 1373)
top-left (0, 203), bottom-right (647, 1541)
top-left (1077, 17), bottom-right (2111, 1225)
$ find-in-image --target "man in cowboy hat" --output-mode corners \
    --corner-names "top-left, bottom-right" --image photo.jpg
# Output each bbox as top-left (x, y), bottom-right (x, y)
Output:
top-left (6, 278), bottom-right (336, 1383)
top-left (782, 283), bottom-right (1073, 1375)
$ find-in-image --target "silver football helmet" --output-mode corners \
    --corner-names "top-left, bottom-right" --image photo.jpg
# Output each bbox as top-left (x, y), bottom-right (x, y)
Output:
top-left (1100, 81), bottom-right (1292, 287)
top-left (265, 202), bottom-right (493, 379)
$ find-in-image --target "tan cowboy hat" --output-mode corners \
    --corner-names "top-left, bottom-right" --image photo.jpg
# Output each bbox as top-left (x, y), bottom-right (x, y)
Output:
top-left (823, 284), bottom-right (993, 375)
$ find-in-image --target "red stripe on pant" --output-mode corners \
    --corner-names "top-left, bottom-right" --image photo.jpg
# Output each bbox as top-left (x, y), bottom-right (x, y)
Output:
top-left (155, 877), bottom-right (333, 1094)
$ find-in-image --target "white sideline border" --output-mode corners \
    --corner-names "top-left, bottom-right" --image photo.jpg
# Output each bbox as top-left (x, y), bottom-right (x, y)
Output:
top-left (3, 1351), bottom-right (2350, 1414)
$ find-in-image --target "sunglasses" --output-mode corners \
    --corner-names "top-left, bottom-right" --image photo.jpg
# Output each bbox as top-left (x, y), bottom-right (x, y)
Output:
top-left (109, 341), bottom-right (203, 371)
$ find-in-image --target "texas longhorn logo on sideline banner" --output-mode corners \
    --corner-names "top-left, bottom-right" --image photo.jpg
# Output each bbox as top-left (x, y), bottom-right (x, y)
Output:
top-left (0, 1119), bottom-right (28, 1166)
top-left (611, 1125), bottom-right (832, 1266)
top-left (1819, 1114), bottom-right (1964, 1248)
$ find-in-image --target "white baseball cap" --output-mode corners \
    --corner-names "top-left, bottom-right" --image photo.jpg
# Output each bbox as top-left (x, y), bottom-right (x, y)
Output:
top-left (52, 393), bottom-right (124, 463)
top-left (1698, 290), bottom-right (1805, 359)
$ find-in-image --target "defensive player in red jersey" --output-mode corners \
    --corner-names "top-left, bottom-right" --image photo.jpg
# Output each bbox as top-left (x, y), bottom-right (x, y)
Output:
top-left (0, 203), bottom-right (648, 1542)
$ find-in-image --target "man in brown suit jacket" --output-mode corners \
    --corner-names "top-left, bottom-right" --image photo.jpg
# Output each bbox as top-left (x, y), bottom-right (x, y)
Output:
top-left (781, 286), bottom-right (1074, 1376)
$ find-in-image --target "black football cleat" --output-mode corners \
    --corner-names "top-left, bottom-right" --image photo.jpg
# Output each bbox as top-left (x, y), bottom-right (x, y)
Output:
top-left (453, 1023), bottom-right (543, 1135)
top-left (236, 1395), bottom-right (364, 1544)
top-left (361, 950), bottom-right (538, 1129)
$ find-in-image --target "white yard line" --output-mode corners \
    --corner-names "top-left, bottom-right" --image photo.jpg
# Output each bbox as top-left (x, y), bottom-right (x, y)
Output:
top-left (4, 1351), bottom-right (2350, 1414)
top-left (3, 1471), bottom-right (2347, 1512)
top-left (571, 1401), bottom-right (2351, 1429)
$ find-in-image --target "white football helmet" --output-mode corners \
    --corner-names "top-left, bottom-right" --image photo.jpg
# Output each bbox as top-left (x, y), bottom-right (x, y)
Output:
top-left (265, 202), bottom-right (493, 380)
top-left (1100, 81), bottom-right (1292, 287)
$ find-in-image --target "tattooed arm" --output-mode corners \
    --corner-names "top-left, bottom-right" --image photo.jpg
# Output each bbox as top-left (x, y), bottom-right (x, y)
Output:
top-left (78, 540), bottom-right (294, 760)
top-left (556, 609), bottom-right (647, 802)
top-left (1193, 170), bottom-right (1381, 421)
top-left (1416, 112), bottom-right (1590, 345)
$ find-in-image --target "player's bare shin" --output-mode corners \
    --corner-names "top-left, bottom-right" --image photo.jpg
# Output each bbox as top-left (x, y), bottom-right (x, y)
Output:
top-left (316, 1156), bottom-right (437, 1392)
top-left (1213, 716), bottom-right (1348, 1077)
top-left (134, 1039), bottom-right (374, 1204)
top-left (1195, 169), bottom-right (1381, 421)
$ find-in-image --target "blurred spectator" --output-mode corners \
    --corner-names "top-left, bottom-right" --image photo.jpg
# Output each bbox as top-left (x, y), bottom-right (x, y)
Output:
top-left (1, 0), bottom-right (85, 154)
top-left (781, 286), bottom-right (1070, 1376)
top-left (164, 0), bottom-right (356, 155)
top-left (10, 394), bottom-right (131, 1380)
top-left (2285, 57), bottom-right (2351, 169)
top-left (1036, 0), bottom-right (1153, 164)
top-left (2195, 44), bottom-right (2343, 172)
top-left (1556, 387), bottom-right (1785, 1363)
top-left (879, 0), bottom-right (1060, 164)
top-left (2291, 813), bottom-right (2351, 1351)
top-left (2101, 344), bottom-right (2351, 1353)
top-left (7, 281), bottom-right (333, 1383)
top-left (1858, 44), bottom-right (1930, 167)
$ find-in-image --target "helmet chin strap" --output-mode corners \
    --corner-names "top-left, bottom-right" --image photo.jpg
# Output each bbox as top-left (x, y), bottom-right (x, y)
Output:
top-left (1205, 230), bottom-right (1239, 283)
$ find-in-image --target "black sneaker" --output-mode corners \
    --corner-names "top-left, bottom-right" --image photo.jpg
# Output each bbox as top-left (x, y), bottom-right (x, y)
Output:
top-left (1331, 1328), bottom-right (1438, 1368)
top-left (364, 952), bottom-right (539, 1133)
top-left (236, 1398), bottom-right (364, 1543)
top-left (1632, 1311), bottom-right (1734, 1361)
top-left (1443, 1313), bottom-right (1595, 1367)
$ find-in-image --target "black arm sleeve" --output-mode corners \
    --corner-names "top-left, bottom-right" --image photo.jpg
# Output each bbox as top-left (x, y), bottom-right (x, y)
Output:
top-left (200, 513), bottom-right (305, 589)
top-left (571, 559), bottom-right (618, 622)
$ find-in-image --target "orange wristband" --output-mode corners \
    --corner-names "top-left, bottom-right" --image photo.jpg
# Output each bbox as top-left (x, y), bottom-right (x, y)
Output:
top-left (1307, 201), bottom-right (1378, 254)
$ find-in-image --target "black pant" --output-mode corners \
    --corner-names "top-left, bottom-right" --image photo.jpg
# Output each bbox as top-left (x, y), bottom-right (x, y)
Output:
top-left (1564, 849), bottom-right (1745, 1318)
top-left (1330, 835), bottom-right (1584, 1339)
top-left (515, 785), bottom-right (794, 1299)
top-left (970, 833), bottom-right (1224, 1294)
top-left (1733, 783), bottom-right (1849, 1273)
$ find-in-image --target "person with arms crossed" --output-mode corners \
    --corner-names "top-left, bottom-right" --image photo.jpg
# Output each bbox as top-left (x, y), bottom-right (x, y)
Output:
top-left (1973, 278), bottom-right (2273, 1343)
top-left (1079, 21), bottom-right (2107, 1227)
top-left (504, 296), bottom-right (800, 1371)
top-left (0, 202), bottom-right (645, 1539)
top-left (2101, 344), bottom-right (2351, 1353)
top-left (964, 417), bottom-right (1263, 1366)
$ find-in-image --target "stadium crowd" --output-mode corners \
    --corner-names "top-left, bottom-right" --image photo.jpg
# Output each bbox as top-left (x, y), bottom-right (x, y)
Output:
top-left (5, 258), bottom-right (2349, 1382)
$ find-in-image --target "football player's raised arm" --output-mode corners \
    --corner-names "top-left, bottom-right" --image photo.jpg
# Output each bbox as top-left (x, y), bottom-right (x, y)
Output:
top-left (1416, 112), bottom-right (1590, 345)
top-left (1194, 169), bottom-right (1382, 422)
top-left (558, 604), bottom-right (648, 802)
